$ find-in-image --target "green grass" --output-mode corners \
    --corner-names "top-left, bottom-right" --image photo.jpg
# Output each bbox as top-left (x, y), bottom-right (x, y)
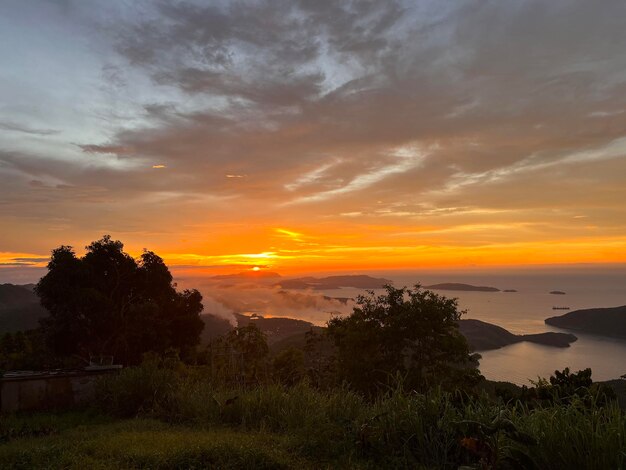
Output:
top-left (2, 367), bottom-right (625, 469)
top-left (0, 417), bottom-right (323, 469)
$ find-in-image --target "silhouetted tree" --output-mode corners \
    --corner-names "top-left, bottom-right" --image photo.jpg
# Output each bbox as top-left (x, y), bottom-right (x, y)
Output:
top-left (530, 367), bottom-right (616, 406)
top-left (272, 347), bottom-right (305, 386)
top-left (303, 327), bottom-right (336, 388)
top-left (327, 285), bottom-right (481, 395)
top-left (208, 324), bottom-right (269, 386)
top-left (35, 235), bottom-right (204, 364)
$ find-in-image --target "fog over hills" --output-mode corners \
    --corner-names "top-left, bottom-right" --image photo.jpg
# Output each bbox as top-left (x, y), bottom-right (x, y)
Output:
top-left (0, 283), bottom-right (47, 333)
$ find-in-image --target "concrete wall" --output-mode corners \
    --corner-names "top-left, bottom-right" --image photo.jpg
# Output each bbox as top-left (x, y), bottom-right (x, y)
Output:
top-left (1, 373), bottom-right (104, 413)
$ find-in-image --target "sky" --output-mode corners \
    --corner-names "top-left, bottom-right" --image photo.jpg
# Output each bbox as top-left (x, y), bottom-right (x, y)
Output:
top-left (2, 0), bottom-right (626, 282)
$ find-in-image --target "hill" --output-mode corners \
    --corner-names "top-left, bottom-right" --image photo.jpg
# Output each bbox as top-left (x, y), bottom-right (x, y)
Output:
top-left (0, 284), bottom-right (48, 333)
top-left (458, 319), bottom-right (576, 351)
top-left (262, 316), bottom-right (576, 354)
top-left (200, 312), bottom-right (315, 346)
top-left (199, 314), bottom-right (234, 344)
top-left (234, 313), bottom-right (314, 344)
top-left (545, 305), bottom-right (626, 338)
top-left (426, 283), bottom-right (500, 292)
top-left (276, 275), bottom-right (391, 290)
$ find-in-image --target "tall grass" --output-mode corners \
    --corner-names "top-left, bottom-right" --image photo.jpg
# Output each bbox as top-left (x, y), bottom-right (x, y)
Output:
top-left (512, 396), bottom-right (626, 469)
top-left (92, 364), bottom-right (626, 469)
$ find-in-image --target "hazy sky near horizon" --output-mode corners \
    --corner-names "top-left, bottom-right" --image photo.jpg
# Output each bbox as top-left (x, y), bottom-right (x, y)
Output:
top-left (2, 0), bottom-right (626, 277)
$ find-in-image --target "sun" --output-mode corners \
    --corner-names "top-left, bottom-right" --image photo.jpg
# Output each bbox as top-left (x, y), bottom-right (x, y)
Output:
top-left (251, 266), bottom-right (261, 272)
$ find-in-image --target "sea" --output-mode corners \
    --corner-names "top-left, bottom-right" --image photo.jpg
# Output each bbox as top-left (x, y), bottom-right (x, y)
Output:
top-left (312, 267), bottom-right (626, 385)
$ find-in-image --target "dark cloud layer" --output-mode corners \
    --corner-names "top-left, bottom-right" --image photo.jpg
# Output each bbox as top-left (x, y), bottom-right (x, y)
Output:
top-left (88, 0), bottom-right (626, 204)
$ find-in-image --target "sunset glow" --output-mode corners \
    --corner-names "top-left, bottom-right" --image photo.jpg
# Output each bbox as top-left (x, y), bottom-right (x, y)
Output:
top-left (1, 1), bottom-right (626, 282)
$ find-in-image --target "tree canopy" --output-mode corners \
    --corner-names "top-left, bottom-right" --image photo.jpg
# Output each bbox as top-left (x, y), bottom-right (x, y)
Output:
top-left (327, 285), bottom-right (481, 394)
top-left (35, 235), bottom-right (204, 364)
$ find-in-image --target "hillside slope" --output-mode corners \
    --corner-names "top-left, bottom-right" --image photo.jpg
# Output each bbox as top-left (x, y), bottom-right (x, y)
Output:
top-left (0, 284), bottom-right (47, 333)
top-left (545, 305), bottom-right (626, 338)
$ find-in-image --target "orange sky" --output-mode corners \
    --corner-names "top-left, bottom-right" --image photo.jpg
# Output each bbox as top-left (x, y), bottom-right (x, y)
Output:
top-left (2, 1), bottom-right (626, 280)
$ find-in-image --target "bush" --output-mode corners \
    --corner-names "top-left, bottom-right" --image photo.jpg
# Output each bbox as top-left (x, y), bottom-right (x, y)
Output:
top-left (95, 354), bottom-right (179, 417)
top-left (93, 362), bottom-right (626, 469)
top-left (272, 348), bottom-right (305, 386)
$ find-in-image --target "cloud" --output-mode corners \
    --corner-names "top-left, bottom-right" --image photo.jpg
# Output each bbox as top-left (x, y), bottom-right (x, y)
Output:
top-left (0, 120), bottom-right (60, 136)
top-left (2, 0), bottom-right (626, 266)
top-left (74, 0), bottom-right (624, 206)
top-left (11, 257), bottom-right (49, 263)
top-left (187, 276), bottom-right (353, 325)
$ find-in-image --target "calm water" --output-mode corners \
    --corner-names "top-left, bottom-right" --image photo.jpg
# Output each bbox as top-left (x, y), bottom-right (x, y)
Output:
top-left (319, 269), bottom-right (626, 385)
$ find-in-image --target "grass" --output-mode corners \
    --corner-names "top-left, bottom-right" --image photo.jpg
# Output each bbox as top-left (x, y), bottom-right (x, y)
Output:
top-left (0, 417), bottom-right (323, 469)
top-left (512, 398), bottom-right (626, 469)
top-left (2, 365), bottom-right (625, 469)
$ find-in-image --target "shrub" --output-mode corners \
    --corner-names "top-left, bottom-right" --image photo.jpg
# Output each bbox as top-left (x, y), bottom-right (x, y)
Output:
top-left (272, 347), bottom-right (305, 386)
top-left (95, 354), bottom-right (179, 417)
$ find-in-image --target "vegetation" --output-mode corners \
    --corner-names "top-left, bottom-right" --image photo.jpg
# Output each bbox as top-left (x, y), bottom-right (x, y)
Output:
top-left (0, 363), bottom-right (624, 469)
top-left (0, 416), bottom-right (305, 470)
top-left (205, 325), bottom-right (270, 386)
top-left (35, 236), bottom-right (204, 364)
top-left (327, 285), bottom-right (482, 395)
top-left (1, 239), bottom-right (624, 468)
top-left (0, 329), bottom-right (59, 372)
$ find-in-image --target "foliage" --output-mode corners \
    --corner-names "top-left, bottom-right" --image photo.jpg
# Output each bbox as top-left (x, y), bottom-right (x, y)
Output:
top-left (94, 353), bottom-right (180, 418)
top-left (495, 368), bottom-right (618, 408)
top-left (0, 328), bottom-right (80, 373)
top-left (83, 371), bottom-right (626, 469)
top-left (35, 235), bottom-right (204, 364)
top-left (459, 409), bottom-right (538, 469)
top-left (272, 347), bottom-right (305, 386)
top-left (206, 324), bottom-right (270, 386)
top-left (327, 284), bottom-right (482, 395)
top-left (303, 327), bottom-right (336, 388)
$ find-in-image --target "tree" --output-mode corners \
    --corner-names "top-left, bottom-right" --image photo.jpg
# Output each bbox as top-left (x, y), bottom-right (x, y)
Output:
top-left (35, 235), bottom-right (204, 364)
top-left (272, 347), bottom-right (305, 386)
top-left (327, 285), bottom-right (481, 394)
top-left (208, 324), bottom-right (269, 386)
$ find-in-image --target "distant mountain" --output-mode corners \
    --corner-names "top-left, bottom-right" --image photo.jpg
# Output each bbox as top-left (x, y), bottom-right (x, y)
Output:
top-left (210, 271), bottom-right (282, 281)
top-left (200, 312), bottom-right (315, 345)
top-left (276, 275), bottom-right (392, 290)
top-left (234, 313), bottom-right (314, 344)
top-left (545, 305), bottom-right (626, 338)
top-left (199, 313), bottom-right (234, 344)
top-left (458, 319), bottom-right (577, 351)
top-left (0, 283), bottom-right (48, 333)
top-left (426, 283), bottom-right (500, 292)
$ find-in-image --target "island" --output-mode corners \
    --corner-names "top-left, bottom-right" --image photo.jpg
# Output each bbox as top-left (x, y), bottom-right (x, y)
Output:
top-left (458, 319), bottom-right (577, 351)
top-left (503, 289), bottom-right (517, 292)
top-left (425, 283), bottom-right (500, 292)
top-left (204, 312), bottom-right (578, 354)
top-left (545, 305), bottom-right (626, 339)
top-left (550, 290), bottom-right (566, 295)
